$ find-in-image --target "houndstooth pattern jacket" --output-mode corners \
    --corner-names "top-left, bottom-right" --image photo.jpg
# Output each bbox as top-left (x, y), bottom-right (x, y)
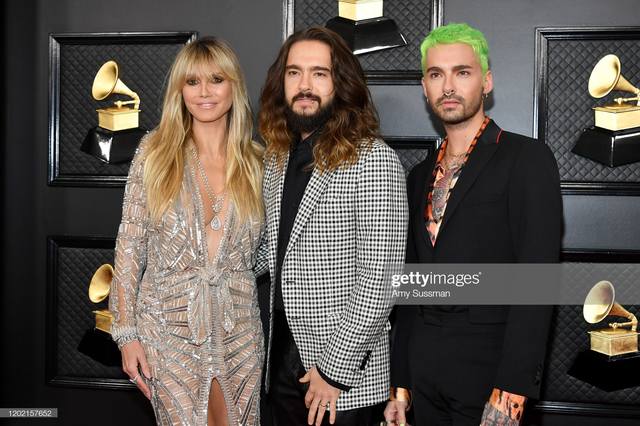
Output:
top-left (256, 138), bottom-right (408, 410)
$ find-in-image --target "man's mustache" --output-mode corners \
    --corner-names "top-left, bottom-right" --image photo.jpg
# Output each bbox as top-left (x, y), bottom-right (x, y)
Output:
top-left (436, 94), bottom-right (464, 105)
top-left (292, 92), bottom-right (322, 103)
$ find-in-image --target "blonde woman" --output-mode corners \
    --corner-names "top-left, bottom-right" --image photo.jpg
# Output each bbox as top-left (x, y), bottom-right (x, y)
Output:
top-left (109, 37), bottom-right (264, 426)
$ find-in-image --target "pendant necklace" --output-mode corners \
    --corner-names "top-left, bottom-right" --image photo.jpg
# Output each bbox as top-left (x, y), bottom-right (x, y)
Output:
top-left (191, 145), bottom-right (226, 231)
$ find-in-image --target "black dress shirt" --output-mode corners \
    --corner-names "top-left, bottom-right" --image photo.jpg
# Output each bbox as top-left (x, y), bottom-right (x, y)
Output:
top-left (274, 131), bottom-right (316, 312)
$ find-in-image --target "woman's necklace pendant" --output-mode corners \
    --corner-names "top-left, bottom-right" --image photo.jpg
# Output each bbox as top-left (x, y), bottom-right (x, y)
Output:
top-left (210, 214), bottom-right (222, 231)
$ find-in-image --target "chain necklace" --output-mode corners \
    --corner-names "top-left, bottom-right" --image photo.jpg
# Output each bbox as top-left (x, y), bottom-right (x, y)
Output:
top-left (191, 145), bottom-right (226, 231)
top-left (427, 116), bottom-right (490, 225)
top-left (443, 151), bottom-right (466, 170)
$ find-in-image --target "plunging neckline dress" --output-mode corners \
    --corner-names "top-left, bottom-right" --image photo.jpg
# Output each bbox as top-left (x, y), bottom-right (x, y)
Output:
top-left (109, 137), bottom-right (264, 425)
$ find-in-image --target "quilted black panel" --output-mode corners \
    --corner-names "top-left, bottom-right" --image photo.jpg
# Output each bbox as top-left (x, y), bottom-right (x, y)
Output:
top-left (55, 244), bottom-right (126, 380)
top-left (388, 139), bottom-right (437, 176)
top-left (543, 37), bottom-right (640, 182)
top-left (293, 0), bottom-right (434, 72)
top-left (52, 33), bottom-right (194, 184)
top-left (58, 43), bottom-right (179, 176)
top-left (541, 262), bottom-right (640, 404)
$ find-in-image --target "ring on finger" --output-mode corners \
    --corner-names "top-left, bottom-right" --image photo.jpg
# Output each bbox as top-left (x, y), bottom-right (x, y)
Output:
top-left (129, 374), bottom-right (140, 383)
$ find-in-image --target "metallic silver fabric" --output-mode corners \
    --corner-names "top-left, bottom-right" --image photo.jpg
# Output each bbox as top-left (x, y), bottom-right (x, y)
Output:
top-left (110, 138), bottom-right (264, 425)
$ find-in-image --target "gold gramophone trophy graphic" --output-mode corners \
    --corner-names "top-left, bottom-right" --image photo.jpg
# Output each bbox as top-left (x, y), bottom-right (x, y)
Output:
top-left (80, 60), bottom-right (147, 164)
top-left (77, 263), bottom-right (121, 366)
top-left (567, 280), bottom-right (640, 391)
top-left (572, 54), bottom-right (640, 167)
top-left (325, 0), bottom-right (406, 55)
top-left (583, 280), bottom-right (638, 356)
top-left (88, 264), bottom-right (115, 334)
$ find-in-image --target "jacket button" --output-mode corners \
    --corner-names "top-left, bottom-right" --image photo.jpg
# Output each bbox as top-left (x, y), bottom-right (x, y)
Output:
top-left (534, 369), bottom-right (542, 385)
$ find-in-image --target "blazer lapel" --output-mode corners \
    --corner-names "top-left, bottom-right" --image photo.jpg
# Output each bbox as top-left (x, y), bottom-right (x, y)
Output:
top-left (266, 154), bottom-right (288, 275)
top-left (438, 120), bottom-right (503, 235)
top-left (416, 151), bottom-right (438, 253)
top-left (284, 167), bottom-right (334, 259)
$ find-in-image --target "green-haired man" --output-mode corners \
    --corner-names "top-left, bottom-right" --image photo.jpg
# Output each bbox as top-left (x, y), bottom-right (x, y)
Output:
top-left (385, 23), bottom-right (562, 426)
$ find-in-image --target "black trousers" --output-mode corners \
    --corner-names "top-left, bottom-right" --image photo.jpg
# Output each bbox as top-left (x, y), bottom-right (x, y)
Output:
top-left (268, 311), bottom-right (383, 426)
top-left (409, 310), bottom-right (506, 426)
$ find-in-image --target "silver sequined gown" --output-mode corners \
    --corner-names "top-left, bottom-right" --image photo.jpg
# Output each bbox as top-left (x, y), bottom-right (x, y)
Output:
top-left (109, 138), bottom-right (264, 425)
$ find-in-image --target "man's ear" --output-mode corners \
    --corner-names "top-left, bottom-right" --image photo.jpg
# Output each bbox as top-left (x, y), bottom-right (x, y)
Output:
top-left (483, 70), bottom-right (493, 95)
top-left (421, 76), bottom-right (428, 99)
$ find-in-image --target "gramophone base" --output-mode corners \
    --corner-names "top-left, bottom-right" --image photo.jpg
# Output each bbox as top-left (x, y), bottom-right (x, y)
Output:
top-left (81, 126), bottom-right (148, 164)
top-left (97, 107), bottom-right (140, 131)
top-left (588, 328), bottom-right (638, 356)
top-left (93, 309), bottom-right (114, 334)
top-left (572, 126), bottom-right (640, 167)
top-left (77, 328), bottom-right (122, 367)
top-left (567, 350), bottom-right (640, 391)
top-left (325, 16), bottom-right (406, 55)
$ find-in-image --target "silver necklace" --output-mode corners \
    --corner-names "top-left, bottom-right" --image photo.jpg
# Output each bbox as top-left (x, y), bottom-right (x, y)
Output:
top-left (191, 146), bottom-right (226, 231)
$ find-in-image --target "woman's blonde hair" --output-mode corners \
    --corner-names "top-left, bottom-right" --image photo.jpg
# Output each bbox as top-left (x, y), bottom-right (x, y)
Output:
top-left (143, 37), bottom-right (263, 223)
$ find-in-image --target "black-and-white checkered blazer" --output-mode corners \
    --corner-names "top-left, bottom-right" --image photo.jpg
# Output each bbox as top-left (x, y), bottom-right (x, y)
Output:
top-left (256, 138), bottom-right (408, 410)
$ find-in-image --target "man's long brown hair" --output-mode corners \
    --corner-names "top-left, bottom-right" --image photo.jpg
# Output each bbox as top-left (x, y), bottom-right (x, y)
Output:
top-left (259, 26), bottom-right (380, 172)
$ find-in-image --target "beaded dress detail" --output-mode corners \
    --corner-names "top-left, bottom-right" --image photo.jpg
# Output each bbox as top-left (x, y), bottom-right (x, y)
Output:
top-left (109, 137), bottom-right (264, 425)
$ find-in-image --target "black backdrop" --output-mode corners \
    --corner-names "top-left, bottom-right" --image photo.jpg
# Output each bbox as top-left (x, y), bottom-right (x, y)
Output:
top-left (3, 0), bottom-right (640, 425)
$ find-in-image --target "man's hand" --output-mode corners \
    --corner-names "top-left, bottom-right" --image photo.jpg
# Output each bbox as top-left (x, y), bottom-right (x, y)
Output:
top-left (299, 367), bottom-right (341, 425)
top-left (480, 388), bottom-right (525, 426)
top-left (384, 400), bottom-right (408, 425)
top-left (479, 401), bottom-right (520, 426)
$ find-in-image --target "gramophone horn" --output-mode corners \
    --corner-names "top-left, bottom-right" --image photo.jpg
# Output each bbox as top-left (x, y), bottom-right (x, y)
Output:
top-left (583, 280), bottom-right (615, 323)
top-left (588, 54), bottom-right (640, 98)
top-left (583, 280), bottom-right (638, 331)
top-left (91, 60), bottom-right (139, 105)
top-left (88, 264), bottom-right (113, 303)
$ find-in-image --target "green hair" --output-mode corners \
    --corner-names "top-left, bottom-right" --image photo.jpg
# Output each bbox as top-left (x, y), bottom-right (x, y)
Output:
top-left (420, 23), bottom-right (490, 75)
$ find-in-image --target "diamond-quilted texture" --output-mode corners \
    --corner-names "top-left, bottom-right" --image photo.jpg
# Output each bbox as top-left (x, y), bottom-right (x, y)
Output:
top-left (541, 262), bottom-right (640, 404)
top-left (393, 147), bottom-right (432, 176)
top-left (544, 38), bottom-right (640, 183)
top-left (57, 41), bottom-right (183, 177)
top-left (55, 246), bottom-right (125, 379)
top-left (294, 0), bottom-right (433, 72)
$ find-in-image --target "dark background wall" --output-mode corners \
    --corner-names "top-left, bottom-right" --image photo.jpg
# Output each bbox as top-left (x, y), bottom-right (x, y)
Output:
top-left (2, 0), bottom-right (639, 425)
top-left (372, 0), bottom-right (640, 251)
top-left (2, 1), bottom-right (283, 424)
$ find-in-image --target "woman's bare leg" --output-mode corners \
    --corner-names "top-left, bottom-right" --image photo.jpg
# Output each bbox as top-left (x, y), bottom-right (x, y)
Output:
top-left (207, 378), bottom-right (229, 426)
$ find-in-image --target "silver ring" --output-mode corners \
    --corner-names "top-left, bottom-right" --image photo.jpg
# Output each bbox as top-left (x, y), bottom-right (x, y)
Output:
top-left (129, 374), bottom-right (140, 383)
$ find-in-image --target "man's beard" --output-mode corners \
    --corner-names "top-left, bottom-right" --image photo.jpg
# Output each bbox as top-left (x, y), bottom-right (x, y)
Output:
top-left (285, 93), bottom-right (334, 134)
top-left (432, 87), bottom-right (484, 125)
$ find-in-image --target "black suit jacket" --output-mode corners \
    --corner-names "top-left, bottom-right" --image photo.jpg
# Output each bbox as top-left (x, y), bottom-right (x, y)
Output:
top-left (391, 119), bottom-right (562, 398)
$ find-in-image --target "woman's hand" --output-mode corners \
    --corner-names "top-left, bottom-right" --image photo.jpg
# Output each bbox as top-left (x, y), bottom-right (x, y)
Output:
top-left (121, 340), bottom-right (152, 399)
